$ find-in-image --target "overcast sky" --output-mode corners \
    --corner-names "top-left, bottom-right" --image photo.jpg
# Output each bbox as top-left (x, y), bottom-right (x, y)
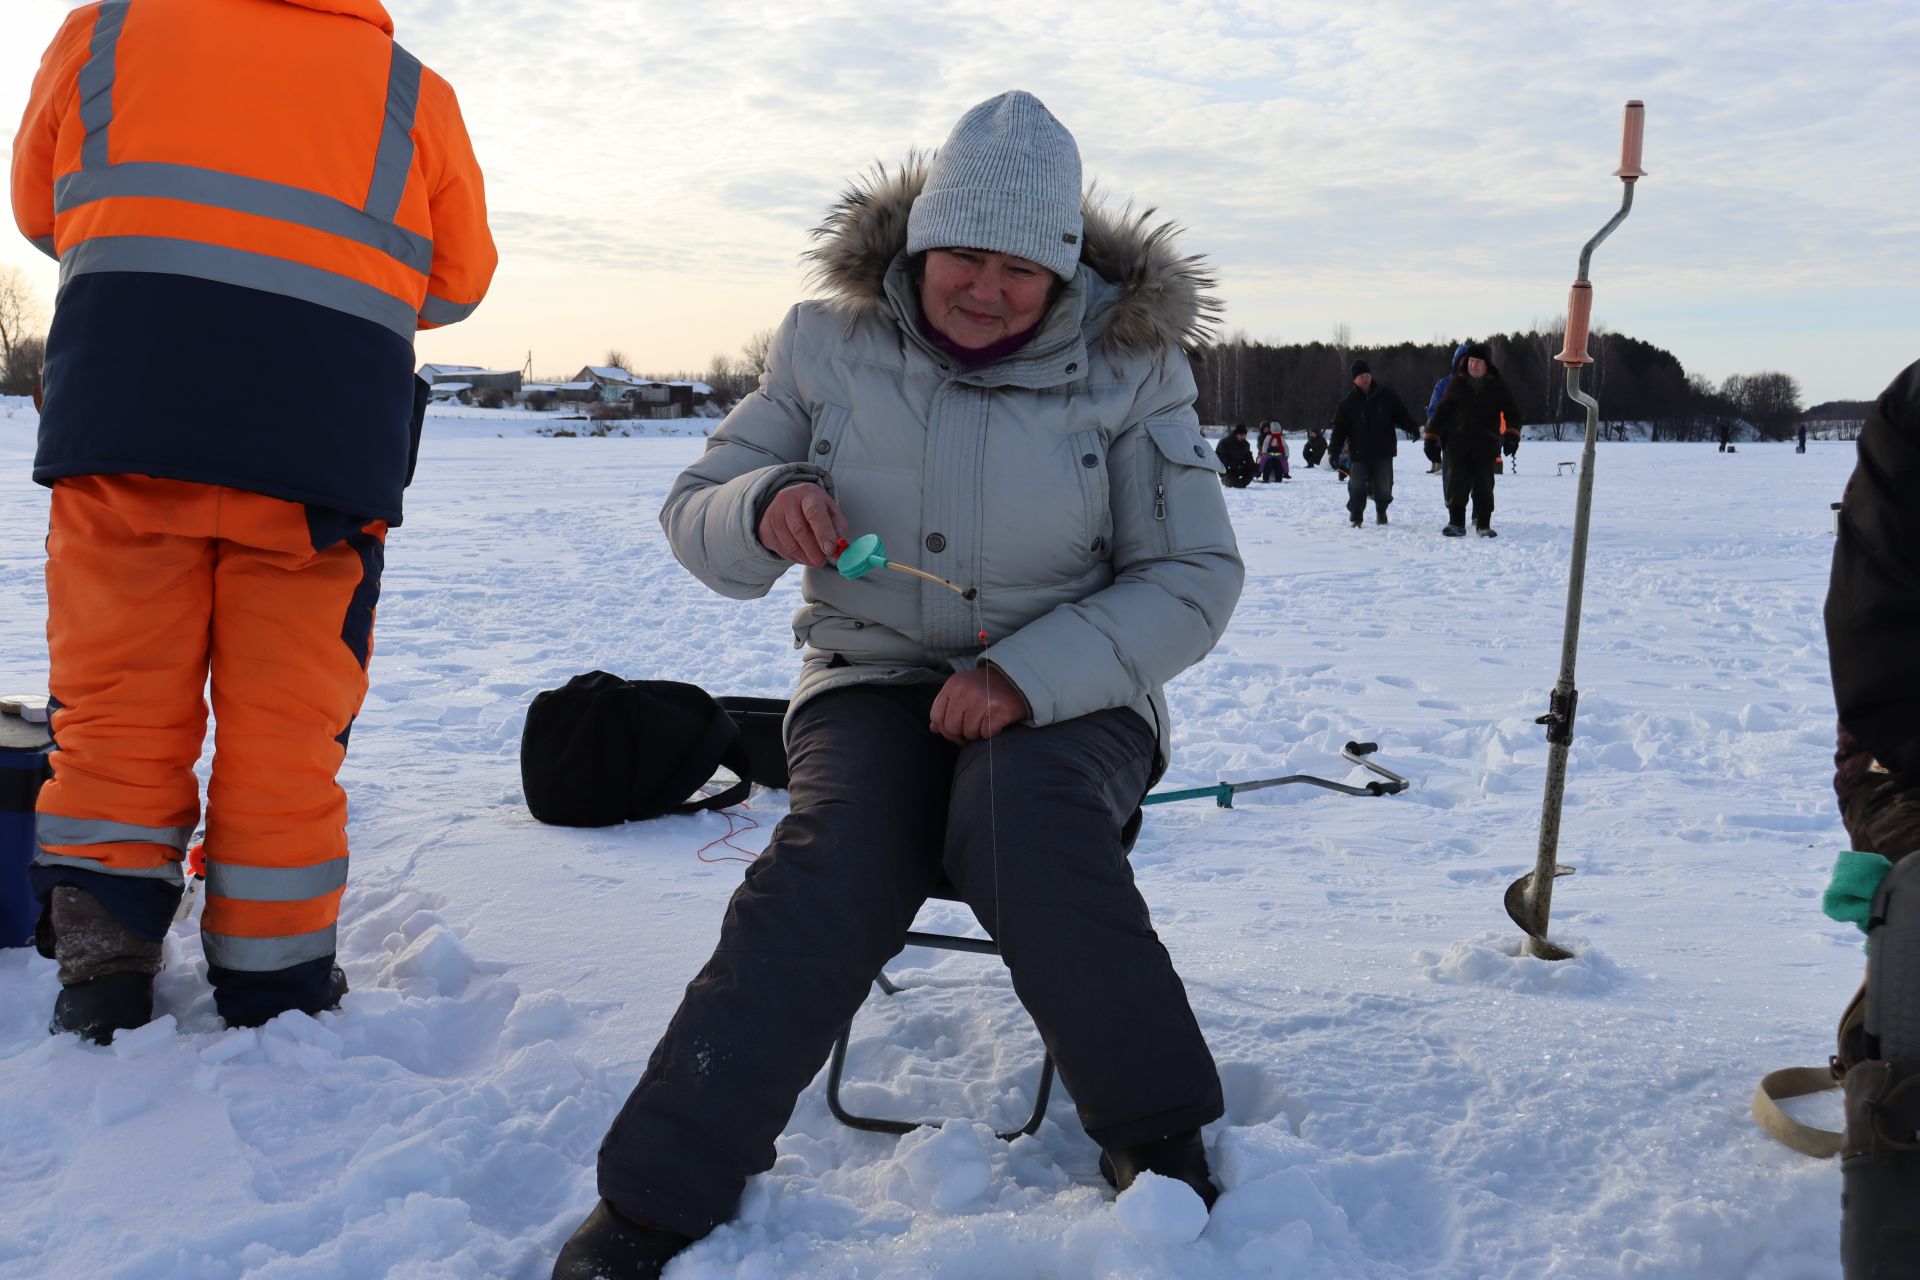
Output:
top-left (5, 0), bottom-right (1917, 404)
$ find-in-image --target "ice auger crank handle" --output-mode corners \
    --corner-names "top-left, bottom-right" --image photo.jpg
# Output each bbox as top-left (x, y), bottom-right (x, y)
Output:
top-left (1143, 741), bottom-right (1411, 808)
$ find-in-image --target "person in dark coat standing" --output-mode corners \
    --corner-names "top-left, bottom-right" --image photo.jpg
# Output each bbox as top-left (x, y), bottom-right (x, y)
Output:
top-left (1824, 359), bottom-right (1920, 1279)
top-left (1216, 424), bottom-right (1256, 488)
top-left (1327, 359), bottom-right (1418, 527)
top-left (1425, 342), bottom-right (1521, 537)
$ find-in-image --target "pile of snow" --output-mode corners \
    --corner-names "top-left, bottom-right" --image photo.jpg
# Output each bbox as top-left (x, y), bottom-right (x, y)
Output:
top-left (0, 416), bottom-right (1866, 1277)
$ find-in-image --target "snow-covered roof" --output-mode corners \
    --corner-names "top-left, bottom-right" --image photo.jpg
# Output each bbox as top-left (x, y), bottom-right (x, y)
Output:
top-left (428, 382), bottom-right (473, 395)
top-left (666, 381), bottom-right (714, 394)
top-left (422, 364), bottom-right (519, 383)
top-left (583, 366), bottom-right (641, 384)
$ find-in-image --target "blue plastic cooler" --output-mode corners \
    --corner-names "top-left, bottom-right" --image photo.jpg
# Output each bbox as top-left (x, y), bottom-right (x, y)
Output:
top-left (1, 713), bottom-right (53, 948)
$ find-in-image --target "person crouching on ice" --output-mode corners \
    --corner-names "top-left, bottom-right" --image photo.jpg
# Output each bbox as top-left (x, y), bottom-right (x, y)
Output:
top-left (1216, 423), bottom-right (1257, 487)
top-left (1303, 425), bottom-right (1328, 469)
top-left (555, 91), bottom-right (1245, 1279)
top-left (14, 0), bottom-right (495, 1039)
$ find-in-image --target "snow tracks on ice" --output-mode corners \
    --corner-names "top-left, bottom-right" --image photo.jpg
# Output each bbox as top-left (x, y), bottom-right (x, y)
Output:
top-left (0, 882), bottom-right (618, 1278)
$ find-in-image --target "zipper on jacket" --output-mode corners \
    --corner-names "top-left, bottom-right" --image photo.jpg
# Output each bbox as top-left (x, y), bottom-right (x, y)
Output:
top-left (1152, 452), bottom-right (1170, 555)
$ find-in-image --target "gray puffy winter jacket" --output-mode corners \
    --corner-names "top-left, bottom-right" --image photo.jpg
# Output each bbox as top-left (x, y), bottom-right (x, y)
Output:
top-left (660, 161), bottom-right (1244, 766)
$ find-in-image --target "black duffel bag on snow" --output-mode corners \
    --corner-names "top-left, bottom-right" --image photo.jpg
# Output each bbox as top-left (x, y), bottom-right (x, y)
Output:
top-left (520, 672), bottom-right (789, 827)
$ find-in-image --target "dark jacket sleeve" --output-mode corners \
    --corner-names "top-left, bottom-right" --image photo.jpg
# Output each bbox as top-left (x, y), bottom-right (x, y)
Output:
top-left (1827, 359), bottom-right (1920, 776)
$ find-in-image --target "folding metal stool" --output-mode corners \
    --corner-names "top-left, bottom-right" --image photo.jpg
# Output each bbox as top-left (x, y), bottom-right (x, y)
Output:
top-left (824, 881), bottom-right (1055, 1142)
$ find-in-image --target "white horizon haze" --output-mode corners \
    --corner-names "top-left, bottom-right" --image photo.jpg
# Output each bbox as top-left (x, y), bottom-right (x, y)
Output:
top-left (4, 0), bottom-right (1916, 406)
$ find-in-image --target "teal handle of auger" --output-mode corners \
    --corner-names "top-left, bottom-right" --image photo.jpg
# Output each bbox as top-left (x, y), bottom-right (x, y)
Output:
top-left (1142, 783), bottom-right (1234, 809)
top-left (836, 533), bottom-right (889, 580)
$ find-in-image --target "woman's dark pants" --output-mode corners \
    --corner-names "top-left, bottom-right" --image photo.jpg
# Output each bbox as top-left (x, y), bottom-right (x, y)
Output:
top-left (594, 683), bottom-right (1223, 1238)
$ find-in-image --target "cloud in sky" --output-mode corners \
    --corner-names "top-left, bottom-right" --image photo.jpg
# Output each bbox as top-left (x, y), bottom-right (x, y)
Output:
top-left (3, 0), bottom-right (1917, 400)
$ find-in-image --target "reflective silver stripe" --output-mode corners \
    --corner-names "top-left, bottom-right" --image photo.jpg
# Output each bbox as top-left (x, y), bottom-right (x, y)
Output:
top-left (55, 163), bottom-right (432, 275)
top-left (31, 850), bottom-right (185, 887)
top-left (32, 236), bottom-right (57, 259)
top-left (363, 43), bottom-right (422, 222)
top-left (205, 857), bottom-right (348, 903)
top-left (37, 813), bottom-right (193, 851)
top-left (61, 236), bottom-right (417, 339)
top-left (202, 924), bottom-right (337, 971)
top-left (78, 0), bottom-right (132, 171)
top-left (419, 292), bottom-right (478, 326)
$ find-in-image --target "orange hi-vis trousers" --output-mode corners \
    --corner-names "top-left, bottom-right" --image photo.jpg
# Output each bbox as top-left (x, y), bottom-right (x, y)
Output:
top-left (33, 475), bottom-right (385, 973)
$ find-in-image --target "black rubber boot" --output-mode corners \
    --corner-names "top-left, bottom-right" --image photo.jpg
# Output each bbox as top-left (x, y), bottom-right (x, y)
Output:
top-left (1097, 1130), bottom-right (1219, 1209)
top-left (553, 1201), bottom-right (692, 1280)
top-left (215, 961), bottom-right (349, 1028)
top-left (1442, 523), bottom-right (1466, 537)
top-left (1841, 1061), bottom-right (1920, 1279)
top-left (45, 885), bottom-right (163, 1044)
top-left (1475, 524), bottom-right (1499, 538)
top-left (50, 971), bottom-right (154, 1045)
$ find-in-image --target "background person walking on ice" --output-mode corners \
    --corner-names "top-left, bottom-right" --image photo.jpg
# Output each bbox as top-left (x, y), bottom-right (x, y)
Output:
top-left (1428, 339), bottom-right (1466, 479)
top-left (12, 0), bottom-right (495, 1039)
top-left (1424, 342), bottom-right (1470, 478)
top-left (555, 90), bottom-right (1243, 1280)
top-left (1426, 342), bottom-right (1521, 537)
top-left (1327, 358), bottom-right (1418, 526)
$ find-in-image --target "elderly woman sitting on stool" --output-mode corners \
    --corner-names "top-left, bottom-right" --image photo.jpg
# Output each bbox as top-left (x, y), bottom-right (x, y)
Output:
top-left (555, 90), bottom-right (1244, 1279)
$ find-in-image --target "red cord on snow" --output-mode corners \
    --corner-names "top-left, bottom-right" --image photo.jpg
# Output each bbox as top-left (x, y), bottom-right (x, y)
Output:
top-left (695, 805), bottom-right (762, 865)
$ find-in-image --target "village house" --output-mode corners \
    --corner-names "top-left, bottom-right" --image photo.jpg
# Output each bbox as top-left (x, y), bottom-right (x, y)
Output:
top-left (569, 366), bottom-right (714, 418)
top-left (417, 363), bottom-right (523, 402)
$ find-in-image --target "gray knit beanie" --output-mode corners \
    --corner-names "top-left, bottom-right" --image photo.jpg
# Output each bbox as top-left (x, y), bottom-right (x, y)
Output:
top-left (906, 91), bottom-right (1084, 280)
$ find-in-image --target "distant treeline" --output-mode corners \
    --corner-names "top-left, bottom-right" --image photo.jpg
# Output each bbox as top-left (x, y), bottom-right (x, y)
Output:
top-left (1190, 329), bottom-right (1808, 442)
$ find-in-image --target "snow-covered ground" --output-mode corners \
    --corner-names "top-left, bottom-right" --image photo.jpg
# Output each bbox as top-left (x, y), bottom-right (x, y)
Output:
top-left (0, 396), bottom-right (1865, 1278)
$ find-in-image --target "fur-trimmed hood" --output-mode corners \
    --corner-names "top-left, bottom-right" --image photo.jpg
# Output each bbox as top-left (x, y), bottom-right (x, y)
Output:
top-left (801, 155), bottom-right (1220, 355)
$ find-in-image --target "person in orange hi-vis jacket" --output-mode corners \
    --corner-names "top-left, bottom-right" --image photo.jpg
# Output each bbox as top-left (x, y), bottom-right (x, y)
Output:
top-left (11, 0), bottom-right (495, 1040)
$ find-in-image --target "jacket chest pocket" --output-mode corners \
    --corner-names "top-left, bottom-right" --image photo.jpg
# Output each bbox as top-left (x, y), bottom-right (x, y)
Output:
top-left (1069, 428), bottom-right (1113, 554)
top-left (1145, 421), bottom-right (1227, 554)
top-left (807, 404), bottom-right (853, 472)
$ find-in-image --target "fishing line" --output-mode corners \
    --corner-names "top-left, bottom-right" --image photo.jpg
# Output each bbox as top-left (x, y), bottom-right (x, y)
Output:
top-left (694, 804), bottom-right (761, 865)
top-left (976, 618), bottom-right (1001, 955)
top-left (833, 533), bottom-right (999, 936)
